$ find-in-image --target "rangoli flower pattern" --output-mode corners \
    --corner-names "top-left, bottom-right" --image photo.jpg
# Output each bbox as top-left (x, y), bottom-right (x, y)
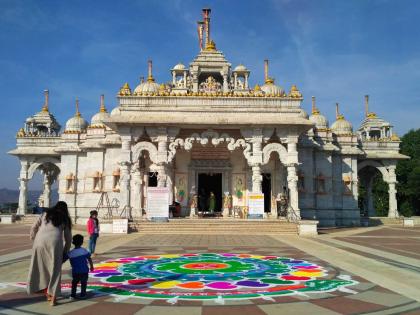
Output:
top-left (81, 253), bottom-right (358, 301)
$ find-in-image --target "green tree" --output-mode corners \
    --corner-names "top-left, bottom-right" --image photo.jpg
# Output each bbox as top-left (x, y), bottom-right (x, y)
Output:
top-left (396, 128), bottom-right (420, 217)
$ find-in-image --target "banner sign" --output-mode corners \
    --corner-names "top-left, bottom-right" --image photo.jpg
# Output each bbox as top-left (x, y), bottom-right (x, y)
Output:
top-left (248, 193), bottom-right (264, 218)
top-left (112, 219), bottom-right (128, 234)
top-left (147, 187), bottom-right (170, 220)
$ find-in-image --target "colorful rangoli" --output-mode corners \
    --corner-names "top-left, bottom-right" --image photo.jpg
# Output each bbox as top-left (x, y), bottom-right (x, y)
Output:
top-left (79, 253), bottom-right (357, 301)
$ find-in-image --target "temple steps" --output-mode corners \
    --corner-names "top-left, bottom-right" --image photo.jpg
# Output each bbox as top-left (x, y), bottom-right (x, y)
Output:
top-left (128, 219), bottom-right (298, 235)
top-left (15, 214), bottom-right (40, 225)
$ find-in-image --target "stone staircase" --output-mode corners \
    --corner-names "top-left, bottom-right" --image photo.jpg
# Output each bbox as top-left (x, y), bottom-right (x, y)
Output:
top-left (15, 214), bottom-right (40, 225)
top-left (128, 219), bottom-right (298, 235)
top-left (368, 217), bottom-right (403, 226)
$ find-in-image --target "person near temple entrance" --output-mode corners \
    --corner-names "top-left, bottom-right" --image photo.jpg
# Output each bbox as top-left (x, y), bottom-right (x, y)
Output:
top-left (208, 191), bottom-right (216, 214)
top-left (199, 188), bottom-right (207, 212)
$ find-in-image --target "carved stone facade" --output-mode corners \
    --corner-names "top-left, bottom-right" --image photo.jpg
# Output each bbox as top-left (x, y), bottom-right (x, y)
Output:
top-left (9, 8), bottom-right (408, 226)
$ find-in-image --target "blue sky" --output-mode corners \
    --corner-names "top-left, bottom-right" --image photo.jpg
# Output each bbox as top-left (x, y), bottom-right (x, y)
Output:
top-left (1, 0), bottom-right (419, 189)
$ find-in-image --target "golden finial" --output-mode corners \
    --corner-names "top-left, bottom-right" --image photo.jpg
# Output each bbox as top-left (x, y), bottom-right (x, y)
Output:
top-left (119, 82), bottom-right (132, 96)
top-left (390, 133), bottom-right (400, 141)
top-left (75, 98), bottom-right (81, 117)
top-left (335, 103), bottom-right (339, 119)
top-left (42, 89), bottom-right (49, 112)
top-left (367, 112), bottom-right (377, 119)
top-left (99, 94), bottom-right (107, 113)
top-left (311, 96), bottom-right (320, 115)
top-left (16, 128), bottom-right (25, 137)
top-left (205, 39), bottom-right (216, 51)
top-left (254, 84), bottom-right (261, 91)
top-left (289, 84), bottom-right (302, 98)
top-left (147, 60), bottom-right (155, 82)
top-left (159, 83), bottom-right (166, 92)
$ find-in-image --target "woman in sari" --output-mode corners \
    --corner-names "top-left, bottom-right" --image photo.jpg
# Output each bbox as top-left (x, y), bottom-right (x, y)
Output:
top-left (27, 201), bottom-right (72, 306)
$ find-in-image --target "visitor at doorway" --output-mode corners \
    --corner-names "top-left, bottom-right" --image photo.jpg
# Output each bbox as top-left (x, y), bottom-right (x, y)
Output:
top-left (199, 188), bottom-right (207, 212)
top-left (208, 192), bottom-right (216, 213)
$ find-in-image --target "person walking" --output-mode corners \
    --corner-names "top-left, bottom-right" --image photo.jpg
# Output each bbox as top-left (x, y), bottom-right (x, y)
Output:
top-left (27, 201), bottom-right (72, 306)
top-left (87, 210), bottom-right (100, 256)
top-left (67, 234), bottom-right (94, 299)
top-left (208, 191), bottom-right (216, 214)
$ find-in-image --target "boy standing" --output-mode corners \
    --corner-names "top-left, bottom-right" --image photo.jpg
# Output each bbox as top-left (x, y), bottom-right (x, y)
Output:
top-left (67, 234), bottom-right (94, 299)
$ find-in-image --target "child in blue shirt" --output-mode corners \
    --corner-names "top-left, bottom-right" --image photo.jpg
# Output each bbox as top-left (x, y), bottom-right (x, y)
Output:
top-left (67, 234), bottom-right (94, 299)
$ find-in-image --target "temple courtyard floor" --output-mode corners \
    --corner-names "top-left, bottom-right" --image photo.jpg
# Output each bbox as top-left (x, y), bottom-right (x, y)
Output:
top-left (0, 223), bottom-right (419, 315)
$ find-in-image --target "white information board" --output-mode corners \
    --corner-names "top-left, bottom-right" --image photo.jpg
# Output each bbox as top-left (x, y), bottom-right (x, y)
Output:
top-left (248, 193), bottom-right (265, 217)
top-left (147, 187), bottom-right (170, 219)
top-left (112, 219), bottom-right (128, 234)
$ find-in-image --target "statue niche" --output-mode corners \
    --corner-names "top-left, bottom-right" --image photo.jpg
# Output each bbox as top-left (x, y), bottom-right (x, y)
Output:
top-left (199, 75), bottom-right (222, 93)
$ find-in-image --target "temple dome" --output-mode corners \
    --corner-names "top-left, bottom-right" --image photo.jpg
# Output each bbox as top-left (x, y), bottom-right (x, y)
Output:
top-left (65, 99), bottom-right (88, 133)
top-left (65, 115), bottom-right (88, 133)
top-left (134, 80), bottom-right (160, 94)
top-left (91, 111), bottom-right (110, 126)
top-left (309, 111), bottom-right (329, 130)
top-left (234, 64), bottom-right (247, 72)
top-left (331, 115), bottom-right (353, 135)
top-left (110, 107), bottom-right (121, 116)
top-left (261, 79), bottom-right (284, 96)
top-left (173, 63), bottom-right (186, 70)
top-left (91, 95), bottom-right (110, 126)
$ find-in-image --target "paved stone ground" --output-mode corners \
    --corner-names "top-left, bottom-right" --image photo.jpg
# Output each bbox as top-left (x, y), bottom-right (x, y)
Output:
top-left (0, 224), bottom-right (420, 314)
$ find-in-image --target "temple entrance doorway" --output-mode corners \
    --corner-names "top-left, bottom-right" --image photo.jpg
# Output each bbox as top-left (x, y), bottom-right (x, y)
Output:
top-left (198, 173), bottom-right (222, 214)
top-left (262, 173), bottom-right (272, 213)
top-left (148, 172), bottom-right (158, 187)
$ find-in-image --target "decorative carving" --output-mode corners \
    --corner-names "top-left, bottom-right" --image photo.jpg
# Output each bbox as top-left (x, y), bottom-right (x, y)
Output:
top-left (132, 141), bottom-right (158, 163)
top-left (262, 143), bottom-right (288, 165)
top-left (199, 76), bottom-right (222, 93)
top-left (167, 130), bottom-right (252, 163)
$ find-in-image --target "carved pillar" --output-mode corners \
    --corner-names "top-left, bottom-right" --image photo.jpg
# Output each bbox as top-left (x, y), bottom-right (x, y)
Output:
top-left (245, 73), bottom-right (249, 89)
top-left (252, 164), bottom-right (262, 193)
top-left (183, 71), bottom-right (187, 88)
top-left (192, 72), bottom-right (198, 92)
top-left (119, 134), bottom-right (132, 211)
top-left (234, 73), bottom-right (238, 89)
top-left (172, 71), bottom-right (176, 86)
top-left (387, 166), bottom-right (398, 218)
top-left (366, 176), bottom-right (375, 217)
top-left (287, 164), bottom-right (300, 219)
top-left (189, 168), bottom-right (197, 217)
top-left (287, 137), bottom-right (300, 219)
top-left (42, 172), bottom-right (52, 208)
top-left (166, 165), bottom-right (174, 204)
top-left (17, 161), bottom-right (29, 216)
top-left (119, 161), bottom-right (131, 210)
top-left (131, 167), bottom-right (142, 219)
top-left (222, 73), bottom-right (228, 93)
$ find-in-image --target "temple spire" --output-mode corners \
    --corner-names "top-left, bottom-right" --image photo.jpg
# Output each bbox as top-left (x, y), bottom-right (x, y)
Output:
top-left (75, 98), bottom-right (81, 117)
top-left (197, 21), bottom-right (204, 51)
top-left (311, 96), bottom-right (318, 114)
top-left (202, 8), bottom-right (211, 47)
top-left (42, 89), bottom-right (49, 112)
top-left (264, 59), bottom-right (269, 83)
top-left (365, 95), bottom-right (369, 117)
top-left (100, 94), bottom-right (107, 113)
top-left (147, 60), bottom-right (154, 82)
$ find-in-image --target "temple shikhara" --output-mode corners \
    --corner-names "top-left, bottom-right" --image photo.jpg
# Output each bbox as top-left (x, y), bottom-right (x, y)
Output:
top-left (10, 8), bottom-right (408, 228)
